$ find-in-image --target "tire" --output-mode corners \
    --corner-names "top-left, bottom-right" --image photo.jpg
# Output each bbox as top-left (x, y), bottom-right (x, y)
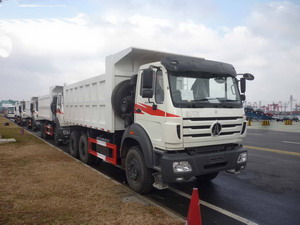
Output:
top-left (195, 172), bottom-right (219, 183)
top-left (26, 119), bottom-right (31, 129)
top-left (125, 146), bottom-right (153, 194)
top-left (111, 80), bottom-right (133, 118)
top-left (40, 123), bottom-right (45, 139)
top-left (54, 127), bottom-right (62, 146)
top-left (79, 133), bottom-right (95, 165)
top-left (69, 131), bottom-right (80, 158)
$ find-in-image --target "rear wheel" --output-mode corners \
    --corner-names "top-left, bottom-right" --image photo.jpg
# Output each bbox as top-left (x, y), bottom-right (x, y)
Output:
top-left (69, 131), bottom-right (80, 158)
top-left (40, 123), bottom-right (45, 139)
top-left (195, 172), bottom-right (219, 183)
top-left (26, 119), bottom-right (31, 129)
top-left (125, 146), bottom-right (153, 194)
top-left (79, 133), bottom-right (95, 165)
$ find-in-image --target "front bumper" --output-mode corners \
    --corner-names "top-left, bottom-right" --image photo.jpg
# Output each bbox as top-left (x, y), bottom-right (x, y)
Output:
top-left (57, 127), bottom-right (71, 140)
top-left (158, 145), bottom-right (246, 183)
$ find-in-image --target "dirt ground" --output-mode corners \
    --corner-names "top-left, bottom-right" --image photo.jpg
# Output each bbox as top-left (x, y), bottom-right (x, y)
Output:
top-left (0, 116), bottom-right (183, 225)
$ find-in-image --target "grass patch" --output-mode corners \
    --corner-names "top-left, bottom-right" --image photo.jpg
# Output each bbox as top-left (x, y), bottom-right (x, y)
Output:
top-left (0, 116), bottom-right (43, 145)
top-left (0, 115), bottom-right (183, 225)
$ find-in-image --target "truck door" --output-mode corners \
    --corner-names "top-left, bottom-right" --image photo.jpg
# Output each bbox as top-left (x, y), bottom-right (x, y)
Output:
top-left (135, 69), bottom-right (166, 149)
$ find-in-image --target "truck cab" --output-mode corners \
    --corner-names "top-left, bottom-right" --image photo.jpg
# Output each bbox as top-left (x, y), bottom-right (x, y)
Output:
top-left (29, 97), bottom-right (39, 130)
top-left (4, 105), bottom-right (15, 119)
top-left (129, 56), bottom-right (252, 185)
top-left (37, 86), bottom-right (70, 145)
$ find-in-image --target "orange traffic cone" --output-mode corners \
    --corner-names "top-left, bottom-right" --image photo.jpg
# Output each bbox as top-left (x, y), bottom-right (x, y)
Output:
top-left (186, 188), bottom-right (202, 225)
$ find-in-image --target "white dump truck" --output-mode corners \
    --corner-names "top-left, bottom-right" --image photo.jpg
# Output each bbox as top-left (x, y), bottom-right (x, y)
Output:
top-left (14, 102), bottom-right (21, 124)
top-left (26, 97), bottom-right (39, 130)
top-left (37, 86), bottom-right (70, 145)
top-left (21, 99), bottom-right (37, 128)
top-left (15, 101), bottom-right (27, 125)
top-left (3, 104), bottom-right (15, 119)
top-left (38, 47), bottom-right (254, 194)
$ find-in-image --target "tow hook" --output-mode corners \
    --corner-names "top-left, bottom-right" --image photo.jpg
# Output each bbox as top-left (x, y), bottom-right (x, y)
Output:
top-left (153, 172), bottom-right (168, 190)
top-left (226, 165), bottom-right (245, 174)
top-left (226, 169), bottom-right (240, 174)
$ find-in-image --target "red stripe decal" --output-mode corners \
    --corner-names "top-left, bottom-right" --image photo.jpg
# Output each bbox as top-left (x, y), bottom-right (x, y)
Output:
top-left (135, 103), bottom-right (179, 117)
top-left (88, 149), bottom-right (98, 157)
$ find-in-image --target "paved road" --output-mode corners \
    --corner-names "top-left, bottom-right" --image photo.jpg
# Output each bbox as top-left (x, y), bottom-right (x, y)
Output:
top-left (167, 128), bottom-right (300, 225)
top-left (28, 127), bottom-right (300, 225)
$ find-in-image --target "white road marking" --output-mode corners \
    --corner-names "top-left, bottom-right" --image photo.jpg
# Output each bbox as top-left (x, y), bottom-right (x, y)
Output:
top-left (246, 133), bottom-right (263, 136)
top-left (282, 141), bottom-right (300, 145)
top-left (168, 187), bottom-right (259, 225)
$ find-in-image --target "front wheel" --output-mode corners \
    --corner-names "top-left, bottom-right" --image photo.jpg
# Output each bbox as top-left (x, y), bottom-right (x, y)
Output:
top-left (125, 146), bottom-right (153, 194)
top-left (54, 127), bottom-right (62, 146)
top-left (195, 172), bottom-right (219, 183)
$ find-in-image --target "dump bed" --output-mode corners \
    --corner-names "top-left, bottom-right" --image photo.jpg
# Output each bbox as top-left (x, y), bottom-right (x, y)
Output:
top-left (38, 94), bottom-right (52, 121)
top-left (63, 47), bottom-right (182, 132)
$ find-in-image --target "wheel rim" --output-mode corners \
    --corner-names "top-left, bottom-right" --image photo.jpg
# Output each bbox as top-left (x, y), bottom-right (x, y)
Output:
top-left (128, 159), bottom-right (140, 181)
top-left (70, 139), bottom-right (74, 153)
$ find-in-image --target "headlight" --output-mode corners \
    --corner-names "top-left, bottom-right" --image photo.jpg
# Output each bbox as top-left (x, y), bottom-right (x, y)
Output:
top-left (237, 152), bottom-right (247, 164)
top-left (63, 129), bottom-right (70, 135)
top-left (173, 161), bottom-right (192, 173)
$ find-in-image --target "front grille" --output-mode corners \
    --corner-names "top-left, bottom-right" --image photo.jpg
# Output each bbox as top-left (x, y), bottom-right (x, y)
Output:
top-left (183, 117), bottom-right (243, 121)
top-left (183, 117), bottom-right (243, 139)
top-left (186, 144), bottom-right (238, 155)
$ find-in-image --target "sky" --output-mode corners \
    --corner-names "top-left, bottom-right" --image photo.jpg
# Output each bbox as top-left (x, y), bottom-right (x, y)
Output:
top-left (0, 0), bottom-right (299, 108)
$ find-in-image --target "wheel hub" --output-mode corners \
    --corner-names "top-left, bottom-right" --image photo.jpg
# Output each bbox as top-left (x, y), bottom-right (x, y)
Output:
top-left (128, 159), bottom-right (139, 181)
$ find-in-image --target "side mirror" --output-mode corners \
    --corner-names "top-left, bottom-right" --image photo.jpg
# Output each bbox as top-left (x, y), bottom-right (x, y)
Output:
top-left (30, 103), bottom-right (34, 113)
top-left (51, 97), bottom-right (57, 114)
top-left (240, 78), bottom-right (246, 93)
top-left (243, 73), bottom-right (255, 81)
top-left (141, 69), bottom-right (153, 98)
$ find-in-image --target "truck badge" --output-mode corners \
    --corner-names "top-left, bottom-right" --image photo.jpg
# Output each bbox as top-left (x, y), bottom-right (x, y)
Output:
top-left (211, 122), bottom-right (222, 136)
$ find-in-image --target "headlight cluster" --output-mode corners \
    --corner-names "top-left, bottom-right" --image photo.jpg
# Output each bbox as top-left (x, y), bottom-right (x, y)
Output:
top-left (237, 152), bottom-right (247, 164)
top-left (62, 129), bottom-right (70, 135)
top-left (173, 161), bottom-right (192, 173)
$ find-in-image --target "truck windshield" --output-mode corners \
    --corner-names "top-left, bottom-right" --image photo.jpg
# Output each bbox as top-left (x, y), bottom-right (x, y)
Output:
top-left (8, 107), bottom-right (14, 113)
top-left (169, 72), bottom-right (242, 108)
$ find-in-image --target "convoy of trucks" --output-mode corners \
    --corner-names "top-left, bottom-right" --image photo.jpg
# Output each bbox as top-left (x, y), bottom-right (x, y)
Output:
top-left (6, 47), bottom-right (254, 194)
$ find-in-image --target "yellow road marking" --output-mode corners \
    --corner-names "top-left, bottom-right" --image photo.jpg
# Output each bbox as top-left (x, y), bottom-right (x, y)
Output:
top-left (244, 145), bottom-right (300, 157)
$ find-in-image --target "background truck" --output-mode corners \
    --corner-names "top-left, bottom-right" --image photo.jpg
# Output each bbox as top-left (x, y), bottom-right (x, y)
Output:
top-left (14, 101), bottom-right (26, 125)
top-left (20, 100), bottom-right (31, 126)
top-left (37, 86), bottom-right (70, 145)
top-left (14, 102), bottom-right (21, 124)
top-left (38, 47), bottom-right (254, 194)
top-left (28, 97), bottom-right (39, 130)
top-left (3, 104), bottom-right (15, 119)
top-left (21, 98), bottom-right (38, 129)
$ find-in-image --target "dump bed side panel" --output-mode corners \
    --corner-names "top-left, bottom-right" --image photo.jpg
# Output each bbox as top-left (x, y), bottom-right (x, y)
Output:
top-left (64, 74), bottom-right (116, 132)
top-left (37, 94), bottom-right (52, 121)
